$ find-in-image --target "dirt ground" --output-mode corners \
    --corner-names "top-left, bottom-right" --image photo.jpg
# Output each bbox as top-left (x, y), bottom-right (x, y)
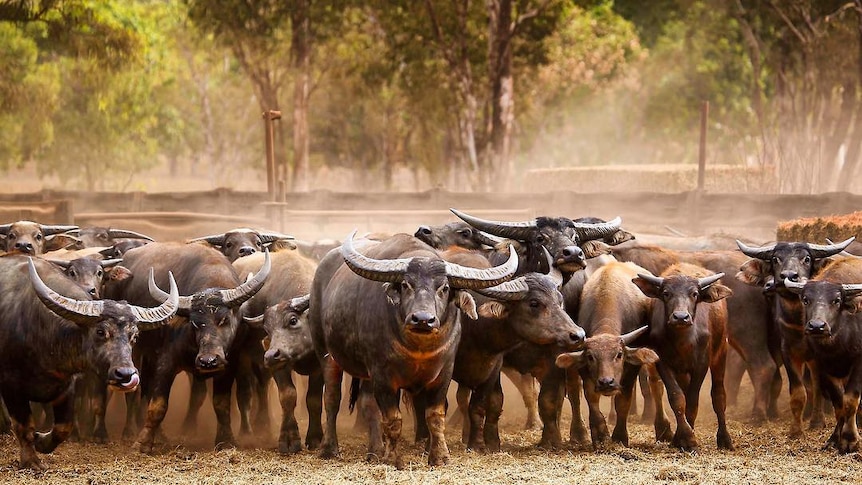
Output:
top-left (1, 376), bottom-right (861, 485)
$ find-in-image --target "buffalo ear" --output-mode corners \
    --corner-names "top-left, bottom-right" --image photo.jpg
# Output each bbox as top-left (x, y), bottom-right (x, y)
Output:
top-left (555, 351), bottom-right (585, 369)
top-left (382, 283), bottom-right (400, 306)
top-left (625, 347), bottom-right (659, 366)
top-left (813, 257), bottom-right (834, 274)
top-left (107, 266), bottom-right (132, 282)
top-left (45, 234), bottom-right (83, 252)
top-left (843, 291), bottom-right (862, 314)
top-left (581, 240), bottom-right (612, 259)
top-left (478, 301), bottom-right (508, 320)
top-left (456, 291), bottom-right (478, 320)
top-left (736, 259), bottom-right (769, 286)
top-left (632, 277), bottom-right (661, 299)
top-left (701, 283), bottom-right (733, 303)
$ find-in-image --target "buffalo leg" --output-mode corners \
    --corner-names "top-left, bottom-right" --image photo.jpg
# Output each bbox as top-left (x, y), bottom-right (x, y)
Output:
top-left (305, 369), bottom-right (324, 449)
top-left (804, 362), bottom-right (826, 429)
top-left (537, 370), bottom-right (565, 449)
top-left (0, 397), bottom-right (11, 434)
top-left (638, 368), bottom-right (655, 422)
top-left (581, 378), bottom-right (610, 448)
top-left (319, 358), bottom-right (343, 459)
top-left (89, 380), bottom-right (110, 444)
top-left (181, 374), bottom-right (207, 435)
top-left (484, 373), bottom-right (504, 452)
top-left (5, 394), bottom-right (44, 471)
top-left (784, 351), bottom-right (807, 438)
top-left (710, 341), bottom-right (734, 450)
top-left (656, 363), bottom-right (698, 451)
top-left (34, 393), bottom-right (75, 455)
top-left (412, 392), bottom-right (430, 446)
top-left (420, 379), bottom-right (451, 467)
top-left (837, 367), bottom-right (862, 453)
top-left (566, 369), bottom-right (589, 445)
top-left (611, 364), bottom-right (639, 447)
top-left (373, 381), bottom-right (405, 469)
top-left (273, 368), bottom-right (301, 454)
top-left (466, 381), bottom-right (489, 451)
top-left (646, 363), bottom-right (672, 442)
top-left (212, 371), bottom-right (238, 450)
top-left (252, 365), bottom-right (273, 436)
top-left (820, 373), bottom-right (845, 450)
top-left (235, 362), bottom-right (255, 438)
top-left (134, 366), bottom-right (177, 454)
top-left (723, 348), bottom-right (746, 408)
top-left (455, 384), bottom-right (470, 443)
top-left (357, 381), bottom-right (384, 460)
top-left (502, 367), bottom-right (541, 430)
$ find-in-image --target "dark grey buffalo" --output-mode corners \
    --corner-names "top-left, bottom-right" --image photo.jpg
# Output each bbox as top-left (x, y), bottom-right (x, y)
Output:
top-left (0, 220), bottom-right (78, 255)
top-left (189, 228), bottom-right (295, 262)
top-left (310, 232), bottom-right (517, 468)
top-left (0, 256), bottom-right (178, 470)
top-left (105, 242), bottom-right (271, 453)
top-left (737, 237), bottom-right (854, 437)
top-left (64, 226), bottom-right (154, 248)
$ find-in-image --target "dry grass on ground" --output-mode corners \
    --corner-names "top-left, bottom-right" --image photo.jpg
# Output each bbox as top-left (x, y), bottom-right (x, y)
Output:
top-left (1, 387), bottom-right (861, 485)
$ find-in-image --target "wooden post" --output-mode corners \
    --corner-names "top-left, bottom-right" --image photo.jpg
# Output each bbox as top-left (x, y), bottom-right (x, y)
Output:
top-left (697, 100), bottom-right (709, 192)
top-left (263, 110), bottom-right (282, 200)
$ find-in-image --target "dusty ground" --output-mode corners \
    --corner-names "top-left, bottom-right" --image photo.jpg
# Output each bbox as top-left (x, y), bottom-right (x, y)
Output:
top-left (2, 378), bottom-right (861, 485)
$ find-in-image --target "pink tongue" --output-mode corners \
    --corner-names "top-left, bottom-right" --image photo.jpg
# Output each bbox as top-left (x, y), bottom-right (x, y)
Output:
top-left (122, 373), bottom-right (140, 390)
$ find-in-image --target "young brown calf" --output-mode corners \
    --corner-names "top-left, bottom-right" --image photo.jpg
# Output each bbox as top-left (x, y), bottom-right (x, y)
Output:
top-left (633, 263), bottom-right (734, 451)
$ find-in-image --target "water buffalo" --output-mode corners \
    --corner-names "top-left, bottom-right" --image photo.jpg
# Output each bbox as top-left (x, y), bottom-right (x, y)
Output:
top-left (106, 242), bottom-right (271, 453)
top-left (414, 221), bottom-right (500, 250)
top-left (310, 232), bottom-right (517, 468)
top-left (64, 227), bottom-right (154, 248)
top-left (0, 221), bottom-right (78, 255)
top-left (737, 237), bottom-right (853, 437)
top-left (0, 255), bottom-right (178, 470)
top-left (555, 262), bottom-right (664, 449)
top-left (783, 257), bottom-right (862, 452)
top-left (233, 249), bottom-right (320, 453)
top-left (633, 264), bottom-right (734, 451)
top-left (189, 228), bottom-right (295, 262)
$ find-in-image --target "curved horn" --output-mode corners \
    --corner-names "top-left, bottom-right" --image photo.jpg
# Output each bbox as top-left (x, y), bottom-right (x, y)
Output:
top-left (636, 273), bottom-right (664, 288)
top-left (220, 249), bottom-right (272, 307)
top-left (474, 276), bottom-right (530, 301)
top-left (571, 216), bottom-right (622, 242)
top-left (45, 259), bottom-right (72, 269)
top-left (736, 240), bottom-right (776, 260)
top-left (841, 283), bottom-right (862, 295)
top-left (28, 258), bottom-right (103, 326)
top-left (475, 231), bottom-right (503, 248)
top-left (148, 268), bottom-right (192, 310)
top-left (244, 314), bottom-right (265, 325)
top-left (341, 230), bottom-right (411, 283)
top-left (450, 208), bottom-right (537, 240)
top-left (290, 294), bottom-right (311, 313)
top-left (444, 244), bottom-right (519, 290)
top-left (0, 223), bottom-right (11, 235)
top-left (258, 231), bottom-right (295, 243)
top-left (40, 224), bottom-right (79, 236)
top-left (186, 234), bottom-right (226, 246)
top-left (808, 237), bottom-right (855, 259)
top-left (621, 325), bottom-right (650, 346)
top-left (100, 259), bottom-right (123, 268)
top-left (542, 246), bottom-right (564, 288)
top-left (825, 238), bottom-right (860, 259)
top-left (132, 272), bottom-right (180, 330)
top-left (107, 229), bottom-right (155, 241)
top-left (697, 273), bottom-right (725, 290)
top-left (783, 278), bottom-right (805, 294)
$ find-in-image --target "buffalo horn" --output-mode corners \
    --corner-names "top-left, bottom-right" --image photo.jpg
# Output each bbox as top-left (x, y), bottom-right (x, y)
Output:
top-left (450, 208), bottom-right (537, 240)
top-left (841, 283), bottom-right (862, 296)
top-left (341, 230), bottom-right (412, 283)
top-left (636, 273), bottom-right (664, 288)
top-left (187, 234), bottom-right (226, 246)
top-left (571, 216), bottom-right (622, 242)
top-left (107, 229), bottom-right (155, 241)
top-left (621, 325), bottom-right (650, 346)
top-left (28, 258), bottom-right (103, 326)
top-left (475, 231), bottom-right (503, 248)
top-left (736, 240), bottom-right (776, 260)
top-left (100, 259), bottom-right (123, 268)
top-left (259, 231), bottom-right (295, 243)
top-left (45, 259), bottom-right (72, 269)
top-left (290, 294), bottom-right (311, 313)
top-left (807, 237), bottom-right (855, 259)
top-left (244, 314), bottom-right (265, 325)
top-left (41, 224), bottom-right (79, 236)
top-left (132, 272), bottom-right (180, 330)
top-left (148, 268), bottom-right (193, 310)
top-left (444, 245), bottom-right (519, 290)
top-left (542, 246), bottom-right (564, 288)
top-left (826, 238), bottom-right (860, 259)
top-left (220, 249), bottom-right (272, 307)
top-left (475, 277), bottom-right (530, 301)
top-left (697, 273), bottom-right (725, 290)
top-left (783, 278), bottom-right (805, 294)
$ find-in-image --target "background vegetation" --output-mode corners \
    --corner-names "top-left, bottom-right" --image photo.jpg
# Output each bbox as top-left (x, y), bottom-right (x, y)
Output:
top-left (0, 0), bottom-right (859, 193)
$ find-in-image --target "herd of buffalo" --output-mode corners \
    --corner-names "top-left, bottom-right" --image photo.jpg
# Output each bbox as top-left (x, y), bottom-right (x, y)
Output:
top-left (0, 210), bottom-right (861, 471)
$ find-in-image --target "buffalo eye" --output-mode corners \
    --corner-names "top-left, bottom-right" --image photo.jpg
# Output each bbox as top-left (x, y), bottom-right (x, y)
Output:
top-left (438, 284), bottom-right (450, 296)
top-left (288, 316), bottom-right (299, 327)
top-left (616, 351), bottom-right (623, 359)
top-left (225, 242), bottom-right (233, 249)
top-left (832, 297), bottom-right (841, 306)
top-left (691, 291), bottom-right (698, 299)
top-left (7, 234), bottom-right (15, 240)
top-left (35, 233), bottom-right (43, 241)
top-left (586, 354), bottom-right (594, 362)
top-left (803, 255), bottom-right (811, 265)
top-left (68, 269), bottom-right (77, 278)
top-left (535, 234), bottom-right (545, 243)
top-left (96, 269), bottom-right (104, 278)
top-left (457, 230), bottom-right (471, 238)
top-left (662, 290), bottom-right (670, 299)
top-left (96, 328), bottom-right (107, 338)
top-left (529, 299), bottom-right (540, 308)
top-left (401, 281), bottom-right (410, 291)
top-left (255, 240), bottom-right (262, 248)
top-left (801, 297), bottom-right (810, 306)
top-left (772, 256), bottom-right (780, 264)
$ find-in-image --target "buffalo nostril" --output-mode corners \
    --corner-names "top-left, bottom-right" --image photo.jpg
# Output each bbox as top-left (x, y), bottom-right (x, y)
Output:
top-left (598, 377), bottom-right (615, 387)
top-left (569, 331), bottom-right (584, 342)
top-left (265, 349), bottom-right (283, 361)
top-left (240, 247), bottom-right (256, 256)
top-left (410, 312), bottom-right (436, 327)
top-left (88, 288), bottom-right (98, 296)
top-left (781, 272), bottom-right (799, 282)
top-left (112, 367), bottom-right (136, 383)
top-left (672, 311), bottom-right (691, 322)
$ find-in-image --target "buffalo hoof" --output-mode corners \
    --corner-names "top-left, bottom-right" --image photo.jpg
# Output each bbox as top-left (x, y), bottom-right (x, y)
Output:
top-left (569, 427), bottom-right (590, 446)
top-left (92, 428), bottom-right (109, 444)
top-left (787, 426), bottom-right (804, 439)
top-left (484, 435), bottom-right (502, 453)
top-left (809, 417), bottom-right (827, 430)
top-left (121, 426), bottom-right (137, 441)
top-left (537, 438), bottom-right (563, 451)
top-left (33, 432), bottom-right (59, 454)
top-left (671, 432), bottom-right (699, 452)
top-left (838, 434), bottom-right (860, 454)
top-left (18, 456), bottom-right (47, 472)
top-left (214, 439), bottom-right (237, 451)
top-left (134, 440), bottom-right (155, 454)
top-left (305, 434), bottom-right (322, 450)
top-left (717, 431), bottom-right (734, 451)
top-left (427, 450), bottom-right (449, 467)
top-left (524, 413), bottom-right (541, 431)
top-left (655, 418), bottom-right (673, 443)
top-left (639, 410), bottom-right (657, 424)
top-left (319, 442), bottom-right (339, 459)
top-left (278, 440), bottom-right (302, 455)
top-left (611, 430), bottom-right (630, 447)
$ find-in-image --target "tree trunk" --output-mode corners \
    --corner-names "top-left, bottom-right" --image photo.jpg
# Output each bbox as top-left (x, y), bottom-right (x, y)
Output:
top-left (486, 0), bottom-right (515, 191)
top-left (836, 3), bottom-right (862, 192)
top-left (291, 1), bottom-right (311, 192)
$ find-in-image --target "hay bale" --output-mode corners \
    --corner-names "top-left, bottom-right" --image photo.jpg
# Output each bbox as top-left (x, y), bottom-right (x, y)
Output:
top-left (776, 211), bottom-right (862, 243)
